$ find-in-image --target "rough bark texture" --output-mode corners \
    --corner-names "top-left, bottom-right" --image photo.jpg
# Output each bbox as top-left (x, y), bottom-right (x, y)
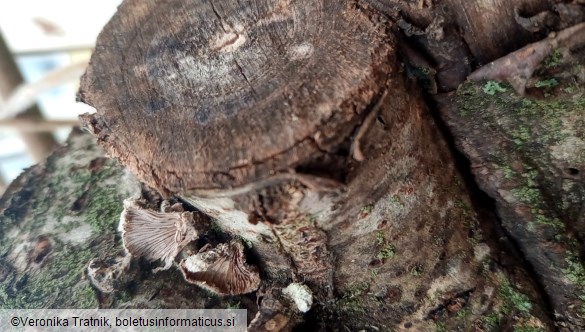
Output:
top-left (0, 130), bottom-right (258, 312)
top-left (2, 0), bottom-right (585, 331)
top-left (0, 92), bottom-right (550, 331)
top-left (362, 0), bottom-right (561, 92)
top-left (438, 35), bottom-right (585, 329)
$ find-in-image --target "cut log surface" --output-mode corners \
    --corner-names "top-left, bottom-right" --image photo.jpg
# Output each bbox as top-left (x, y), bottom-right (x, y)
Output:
top-left (79, 0), bottom-right (393, 194)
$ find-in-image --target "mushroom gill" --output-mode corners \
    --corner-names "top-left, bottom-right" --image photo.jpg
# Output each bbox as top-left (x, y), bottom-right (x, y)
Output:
top-left (179, 240), bottom-right (260, 295)
top-left (119, 199), bottom-right (198, 272)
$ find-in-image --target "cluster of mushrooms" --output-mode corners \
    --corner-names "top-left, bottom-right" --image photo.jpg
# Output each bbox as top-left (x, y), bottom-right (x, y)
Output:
top-left (121, 198), bottom-right (261, 295)
top-left (77, 0), bottom-right (389, 317)
top-left (87, 196), bottom-right (314, 319)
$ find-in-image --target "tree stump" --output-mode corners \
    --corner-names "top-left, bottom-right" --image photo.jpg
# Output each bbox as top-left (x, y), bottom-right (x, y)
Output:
top-left (4, 0), bottom-right (584, 331)
top-left (79, 0), bottom-right (392, 194)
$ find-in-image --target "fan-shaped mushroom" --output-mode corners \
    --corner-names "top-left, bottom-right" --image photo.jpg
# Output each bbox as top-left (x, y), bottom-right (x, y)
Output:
top-left (79, 0), bottom-right (394, 308)
top-left (119, 199), bottom-right (198, 272)
top-left (179, 240), bottom-right (260, 295)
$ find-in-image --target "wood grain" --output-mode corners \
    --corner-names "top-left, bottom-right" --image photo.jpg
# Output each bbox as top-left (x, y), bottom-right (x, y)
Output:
top-left (79, 0), bottom-right (394, 194)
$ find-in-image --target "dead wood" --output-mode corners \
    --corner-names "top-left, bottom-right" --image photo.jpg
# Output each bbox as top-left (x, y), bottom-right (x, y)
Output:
top-left (2, 0), bottom-right (580, 331)
top-left (438, 39), bottom-right (585, 329)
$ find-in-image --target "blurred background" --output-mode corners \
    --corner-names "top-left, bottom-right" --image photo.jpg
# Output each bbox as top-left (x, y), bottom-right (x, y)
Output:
top-left (0, 0), bottom-right (122, 196)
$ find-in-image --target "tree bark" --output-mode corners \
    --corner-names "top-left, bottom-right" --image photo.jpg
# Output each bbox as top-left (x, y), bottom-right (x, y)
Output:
top-left (1, 0), bottom-right (584, 331)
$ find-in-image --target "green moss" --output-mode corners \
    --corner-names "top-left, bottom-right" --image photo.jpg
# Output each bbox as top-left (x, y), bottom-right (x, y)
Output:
top-left (85, 186), bottom-right (124, 233)
top-left (561, 252), bottom-right (585, 315)
top-left (513, 326), bottom-right (546, 332)
top-left (512, 187), bottom-right (541, 205)
top-left (235, 235), bottom-right (253, 249)
top-left (224, 300), bottom-right (242, 309)
top-left (388, 195), bottom-right (404, 209)
top-left (410, 264), bottom-right (423, 277)
top-left (453, 199), bottom-right (472, 218)
top-left (544, 49), bottom-right (562, 68)
top-left (373, 231), bottom-right (395, 260)
top-left (456, 81), bottom-right (576, 154)
top-left (481, 312), bottom-right (500, 332)
top-left (503, 166), bottom-right (516, 179)
top-left (377, 244), bottom-right (395, 260)
top-left (375, 231), bottom-right (385, 245)
top-left (74, 284), bottom-right (99, 308)
top-left (483, 81), bottom-right (507, 95)
top-left (335, 281), bottom-right (370, 314)
top-left (499, 280), bottom-right (532, 313)
top-left (456, 307), bottom-right (471, 318)
top-left (0, 242), bottom-right (98, 308)
top-left (564, 86), bottom-right (576, 94)
top-left (435, 322), bottom-right (447, 332)
top-left (535, 78), bottom-right (558, 88)
top-left (360, 204), bottom-right (374, 215)
top-left (82, 162), bottom-right (126, 233)
top-left (511, 126), bottom-right (531, 146)
top-left (563, 253), bottom-right (585, 285)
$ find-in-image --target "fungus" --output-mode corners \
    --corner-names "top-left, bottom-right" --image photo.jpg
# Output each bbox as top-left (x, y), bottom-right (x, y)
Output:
top-left (87, 255), bottom-right (131, 294)
top-left (179, 240), bottom-right (260, 295)
top-left (119, 199), bottom-right (198, 272)
top-left (282, 282), bottom-right (313, 313)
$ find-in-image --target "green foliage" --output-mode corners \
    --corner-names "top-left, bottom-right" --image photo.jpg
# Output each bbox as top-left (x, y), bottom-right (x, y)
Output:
top-left (483, 81), bottom-right (507, 95)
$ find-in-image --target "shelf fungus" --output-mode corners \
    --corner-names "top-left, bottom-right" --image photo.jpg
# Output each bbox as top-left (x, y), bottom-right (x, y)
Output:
top-left (179, 241), bottom-right (260, 295)
top-left (119, 199), bottom-right (198, 272)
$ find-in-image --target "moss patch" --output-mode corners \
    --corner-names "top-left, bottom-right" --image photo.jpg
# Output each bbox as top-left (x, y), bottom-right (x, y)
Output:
top-left (335, 281), bottom-right (370, 315)
top-left (0, 242), bottom-right (98, 308)
top-left (0, 133), bottom-right (139, 308)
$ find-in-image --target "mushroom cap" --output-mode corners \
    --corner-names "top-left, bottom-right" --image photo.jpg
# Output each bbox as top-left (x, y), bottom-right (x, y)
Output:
top-left (119, 199), bottom-right (198, 271)
top-left (79, 0), bottom-right (393, 194)
top-left (179, 241), bottom-right (260, 295)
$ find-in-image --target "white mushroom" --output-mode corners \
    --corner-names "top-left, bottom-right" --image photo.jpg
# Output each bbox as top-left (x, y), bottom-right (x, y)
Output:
top-left (119, 199), bottom-right (198, 272)
top-left (179, 240), bottom-right (260, 295)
